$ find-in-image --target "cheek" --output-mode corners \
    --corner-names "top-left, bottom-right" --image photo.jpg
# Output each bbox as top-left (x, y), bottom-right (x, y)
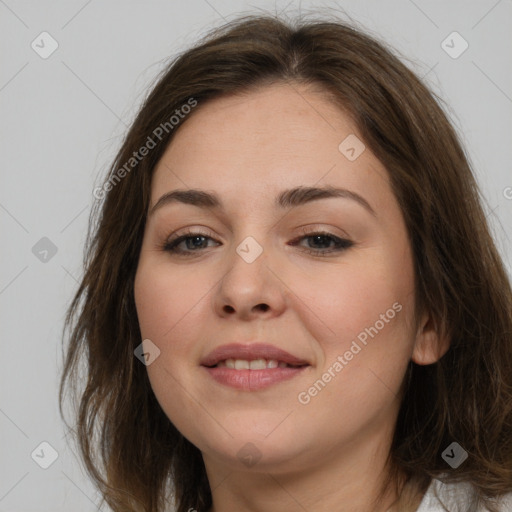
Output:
top-left (134, 257), bottom-right (207, 343)
top-left (133, 257), bottom-right (207, 399)
top-left (291, 244), bottom-right (416, 404)
top-left (298, 249), bottom-right (415, 412)
top-left (292, 254), bottom-right (413, 350)
top-left (134, 257), bottom-right (210, 436)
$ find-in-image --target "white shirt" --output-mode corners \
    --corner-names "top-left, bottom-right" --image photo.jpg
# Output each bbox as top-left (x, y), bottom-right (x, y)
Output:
top-left (416, 478), bottom-right (512, 511)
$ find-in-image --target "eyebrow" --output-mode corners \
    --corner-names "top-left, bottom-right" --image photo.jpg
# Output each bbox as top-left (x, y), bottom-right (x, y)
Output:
top-left (149, 185), bottom-right (377, 217)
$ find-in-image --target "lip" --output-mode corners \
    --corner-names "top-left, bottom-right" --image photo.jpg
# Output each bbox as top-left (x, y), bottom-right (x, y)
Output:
top-left (201, 343), bottom-right (309, 367)
top-left (201, 343), bottom-right (310, 391)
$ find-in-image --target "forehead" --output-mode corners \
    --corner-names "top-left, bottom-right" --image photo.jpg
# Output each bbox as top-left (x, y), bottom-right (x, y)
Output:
top-left (150, 83), bottom-right (391, 212)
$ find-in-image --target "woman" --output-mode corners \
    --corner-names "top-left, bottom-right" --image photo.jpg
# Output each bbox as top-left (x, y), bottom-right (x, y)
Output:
top-left (60, 13), bottom-right (512, 512)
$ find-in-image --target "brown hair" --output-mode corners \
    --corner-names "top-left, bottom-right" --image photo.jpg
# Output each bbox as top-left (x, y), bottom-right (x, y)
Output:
top-left (59, 12), bottom-right (512, 512)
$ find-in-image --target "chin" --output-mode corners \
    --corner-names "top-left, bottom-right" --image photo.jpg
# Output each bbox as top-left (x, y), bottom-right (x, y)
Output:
top-left (195, 421), bottom-right (315, 472)
top-left (202, 440), bottom-right (306, 473)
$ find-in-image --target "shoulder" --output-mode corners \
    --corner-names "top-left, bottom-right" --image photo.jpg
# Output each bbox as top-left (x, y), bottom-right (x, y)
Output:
top-left (416, 477), bottom-right (512, 512)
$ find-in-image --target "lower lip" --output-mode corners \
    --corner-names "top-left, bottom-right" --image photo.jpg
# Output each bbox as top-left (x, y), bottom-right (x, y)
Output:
top-left (202, 366), bottom-right (308, 390)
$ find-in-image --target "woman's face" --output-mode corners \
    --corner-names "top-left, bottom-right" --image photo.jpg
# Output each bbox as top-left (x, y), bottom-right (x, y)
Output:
top-left (134, 83), bottom-right (433, 474)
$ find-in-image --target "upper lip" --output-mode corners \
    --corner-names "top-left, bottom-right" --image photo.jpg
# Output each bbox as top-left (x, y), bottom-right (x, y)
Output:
top-left (201, 343), bottom-right (310, 367)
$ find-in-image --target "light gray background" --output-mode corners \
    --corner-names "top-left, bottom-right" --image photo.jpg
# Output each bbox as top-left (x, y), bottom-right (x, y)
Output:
top-left (1, 1), bottom-right (511, 510)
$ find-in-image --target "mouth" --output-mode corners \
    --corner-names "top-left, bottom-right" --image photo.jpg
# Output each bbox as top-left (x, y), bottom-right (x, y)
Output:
top-left (201, 343), bottom-right (310, 391)
top-left (211, 358), bottom-right (307, 369)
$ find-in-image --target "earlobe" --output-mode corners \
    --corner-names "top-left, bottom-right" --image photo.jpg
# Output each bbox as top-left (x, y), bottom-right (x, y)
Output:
top-left (411, 313), bottom-right (450, 365)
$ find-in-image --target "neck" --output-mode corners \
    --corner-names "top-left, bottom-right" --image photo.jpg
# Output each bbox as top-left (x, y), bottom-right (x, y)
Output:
top-left (203, 424), bottom-right (405, 512)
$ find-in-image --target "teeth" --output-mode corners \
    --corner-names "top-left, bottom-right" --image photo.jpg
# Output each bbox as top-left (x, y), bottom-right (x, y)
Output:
top-left (234, 359), bottom-right (249, 370)
top-left (249, 359), bottom-right (267, 370)
top-left (219, 358), bottom-right (288, 370)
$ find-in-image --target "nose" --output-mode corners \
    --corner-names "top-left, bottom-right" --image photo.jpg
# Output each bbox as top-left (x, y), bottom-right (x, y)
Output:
top-left (212, 240), bottom-right (287, 321)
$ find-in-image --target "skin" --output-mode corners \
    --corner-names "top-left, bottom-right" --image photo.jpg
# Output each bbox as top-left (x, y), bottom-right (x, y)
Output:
top-left (134, 82), bottom-right (448, 512)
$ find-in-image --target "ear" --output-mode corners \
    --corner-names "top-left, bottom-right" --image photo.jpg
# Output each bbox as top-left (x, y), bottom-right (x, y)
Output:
top-left (411, 312), bottom-right (450, 365)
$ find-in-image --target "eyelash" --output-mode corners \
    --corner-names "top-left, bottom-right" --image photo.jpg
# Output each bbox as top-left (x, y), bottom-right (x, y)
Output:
top-left (162, 227), bottom-right (354, 257)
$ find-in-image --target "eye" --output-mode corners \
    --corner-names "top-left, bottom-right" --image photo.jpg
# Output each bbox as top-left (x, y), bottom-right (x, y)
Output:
top-left (162, 228), bottom-right (220, 255)
top-left (161, 227), bottom-right (354, 257)
top-left (288, 228), bottom-right (354, 257)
